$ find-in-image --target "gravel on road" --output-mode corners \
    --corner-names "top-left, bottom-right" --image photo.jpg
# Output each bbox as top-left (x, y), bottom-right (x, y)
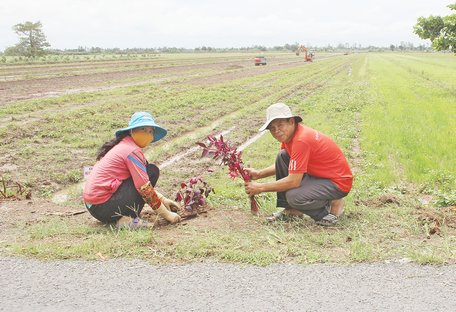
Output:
top-left (1, 256), bottom-right (455, 312)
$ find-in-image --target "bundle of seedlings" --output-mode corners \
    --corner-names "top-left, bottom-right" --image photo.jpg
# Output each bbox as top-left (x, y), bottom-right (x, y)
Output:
top-left (141, 177), bottom-right (213, 224)
top-left (174, 177), bottom-right (214, 219)
top-left (197, 134), bottom-right (260, 215)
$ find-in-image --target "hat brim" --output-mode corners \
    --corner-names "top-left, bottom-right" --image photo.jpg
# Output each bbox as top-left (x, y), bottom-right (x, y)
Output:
top-left (115, 121), bottom-right (167, 143)
top-left (259, 116), bottom-right (302, 131)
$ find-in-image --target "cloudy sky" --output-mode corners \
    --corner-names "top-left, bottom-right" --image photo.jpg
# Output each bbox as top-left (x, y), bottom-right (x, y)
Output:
top-left (0, 0), bottom-right (453, 50)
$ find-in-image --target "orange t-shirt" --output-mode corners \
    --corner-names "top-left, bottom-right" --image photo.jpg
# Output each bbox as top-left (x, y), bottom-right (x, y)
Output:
top-left (281, 124), bottom-right (353, 193)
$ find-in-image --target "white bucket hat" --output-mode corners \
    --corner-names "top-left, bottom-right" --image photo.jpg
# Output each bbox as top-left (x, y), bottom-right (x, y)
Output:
top-left (259, 103), bottom-right (302, 131)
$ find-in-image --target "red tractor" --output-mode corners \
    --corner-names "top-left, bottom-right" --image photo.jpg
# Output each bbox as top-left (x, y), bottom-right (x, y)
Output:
top-left (254, 56), bottom-right (267, 66)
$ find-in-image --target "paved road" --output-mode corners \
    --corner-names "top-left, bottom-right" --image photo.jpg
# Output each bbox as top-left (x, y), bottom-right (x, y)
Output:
top-left (1, 256), bottom-right (455, 311)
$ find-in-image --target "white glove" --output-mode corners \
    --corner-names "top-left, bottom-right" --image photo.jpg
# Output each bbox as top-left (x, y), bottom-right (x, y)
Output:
top-left (156, 191), bottom-right (181, 212)
top-left (155, 204), bottom-right (181, 224)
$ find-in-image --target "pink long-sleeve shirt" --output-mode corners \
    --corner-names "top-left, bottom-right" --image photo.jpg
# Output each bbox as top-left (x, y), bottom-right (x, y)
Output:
top-left (83, 136), bottom-right (150, 205)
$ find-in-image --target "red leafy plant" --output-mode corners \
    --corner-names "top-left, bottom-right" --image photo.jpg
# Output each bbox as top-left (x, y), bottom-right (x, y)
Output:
top-left (175, 177), bottom-right (214, 213)
top-left (197, 134), bottom-right (260, 215)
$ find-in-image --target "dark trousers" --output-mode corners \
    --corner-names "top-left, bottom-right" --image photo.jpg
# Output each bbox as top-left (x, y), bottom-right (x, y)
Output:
top-left (275, 150), bottom-right (348, 221)
top-left (87, 164), bottom-right (159, 224)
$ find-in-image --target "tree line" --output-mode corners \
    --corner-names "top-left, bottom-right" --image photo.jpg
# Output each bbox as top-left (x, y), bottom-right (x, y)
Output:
top-left (2, 2), bottom-right (455, 58)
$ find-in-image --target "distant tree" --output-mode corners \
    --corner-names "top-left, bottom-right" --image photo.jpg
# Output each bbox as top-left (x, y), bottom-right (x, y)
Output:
top-left (390, 44), bottom-right (395, 51)
top-left (337, 43), bottom-right (345, 49)
top-left (3, 45), bottom-right (26, 56)
top-left (89, 47), bottom-right (103, 53)
top-left (414, 2), bottom-right (456, 52)
top-left (9, 21), bottom-right (50, 57)
top-left (283, 42), bottom-right (299, 52)
top-left (255, 45), bottom-right (267, 51)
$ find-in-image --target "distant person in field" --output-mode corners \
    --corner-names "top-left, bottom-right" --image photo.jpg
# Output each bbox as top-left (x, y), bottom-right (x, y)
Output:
top-left (83, 112), bottom-right (181, 228)
top-left (244, 103), bottom-right (353, 226)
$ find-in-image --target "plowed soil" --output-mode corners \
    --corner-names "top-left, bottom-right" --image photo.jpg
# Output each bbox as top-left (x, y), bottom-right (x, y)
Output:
top-left (0, 54), bottom-right (321, 238)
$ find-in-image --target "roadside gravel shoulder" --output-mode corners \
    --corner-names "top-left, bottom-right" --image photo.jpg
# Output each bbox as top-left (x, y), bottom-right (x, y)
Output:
top-left (1, 255), bottom-right (455, 311)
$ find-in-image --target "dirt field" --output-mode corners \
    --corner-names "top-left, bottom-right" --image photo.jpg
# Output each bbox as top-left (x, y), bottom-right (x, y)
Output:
top-left (0, 54), bottom-right (315, 104)
top-left (0, 52), bottom-right (319, 243)
top-left (1, 52), bottom-right (454, 265)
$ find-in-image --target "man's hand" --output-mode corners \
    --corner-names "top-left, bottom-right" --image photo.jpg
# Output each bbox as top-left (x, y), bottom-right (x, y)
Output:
top-left (244, 168), bottom-right (261, 180)
top-left (245, 181), bottom-right (263, 196)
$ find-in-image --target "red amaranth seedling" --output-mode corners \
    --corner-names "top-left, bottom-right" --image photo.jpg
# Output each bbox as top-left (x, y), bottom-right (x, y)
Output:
top-left (175, 177), bottom-right (214, 213)
top-left (197, 134), bottom-right (260, 215)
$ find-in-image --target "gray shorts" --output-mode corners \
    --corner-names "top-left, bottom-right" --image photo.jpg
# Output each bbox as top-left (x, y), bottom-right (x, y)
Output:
top-left (275, 150), bottom-right (349, 221)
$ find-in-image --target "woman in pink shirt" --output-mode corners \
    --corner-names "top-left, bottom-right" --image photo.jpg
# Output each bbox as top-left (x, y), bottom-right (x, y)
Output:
top-left (83, 112), bottom-right (181, 228)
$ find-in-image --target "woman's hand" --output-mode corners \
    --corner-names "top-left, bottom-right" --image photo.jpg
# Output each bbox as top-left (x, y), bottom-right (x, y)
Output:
top-left (162, 197), bottom-right (181, 212)
top-left (244, 168), bottom-right (261, 180)
top-left (155, 190), bottom-right (182, 212)
top-left (245, 181), bottom-right (263, 196)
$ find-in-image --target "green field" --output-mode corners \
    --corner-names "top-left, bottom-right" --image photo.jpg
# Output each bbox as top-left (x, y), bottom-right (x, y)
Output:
top-left (0, 52), bottom-right (455, 264)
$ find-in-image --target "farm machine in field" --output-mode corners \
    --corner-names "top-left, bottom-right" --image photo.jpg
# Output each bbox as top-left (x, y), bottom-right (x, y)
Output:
top-left (254, 56), bottom-right (267, 66)
top-left (295, 45), bottom-right (314, 62)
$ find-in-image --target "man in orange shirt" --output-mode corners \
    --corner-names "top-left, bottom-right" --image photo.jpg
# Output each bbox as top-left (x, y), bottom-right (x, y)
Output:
top-left (245, 103), bottom-right (353, 225)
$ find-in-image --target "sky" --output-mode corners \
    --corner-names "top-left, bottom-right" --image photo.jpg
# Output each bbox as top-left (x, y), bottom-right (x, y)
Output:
top-left (0, 0), bottom-right (453, 51)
